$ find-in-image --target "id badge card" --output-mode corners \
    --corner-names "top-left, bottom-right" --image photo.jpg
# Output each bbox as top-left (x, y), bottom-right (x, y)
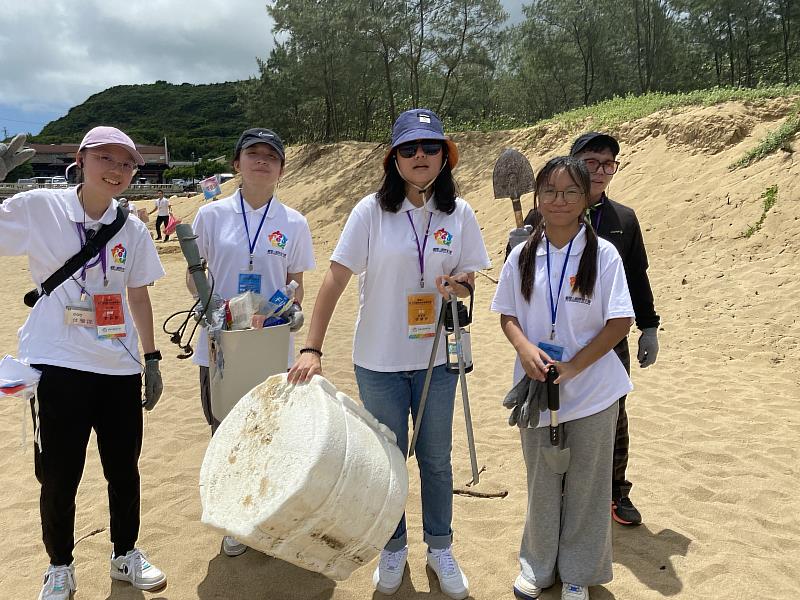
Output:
top-left (238, 271), bottom-right (262, 294)
top-left (407, 289), bottom-right (436, 339)
top-left (65, 297), bottom-right (96, 327)
top-left (94, 293), bottom-right (126, 339)
top-left (538, 340), bottom-right (564, 362)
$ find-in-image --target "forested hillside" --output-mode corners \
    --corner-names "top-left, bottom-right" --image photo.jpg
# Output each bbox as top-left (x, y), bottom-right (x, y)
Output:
top-left (34, 81), bottom-right (247, 160)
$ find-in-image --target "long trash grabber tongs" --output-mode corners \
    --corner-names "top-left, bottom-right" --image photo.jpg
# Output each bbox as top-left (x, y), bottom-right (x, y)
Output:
top-left (409, 284), bottom-right (481, 485)
top-left (543, 365), bottom-right (570, 474)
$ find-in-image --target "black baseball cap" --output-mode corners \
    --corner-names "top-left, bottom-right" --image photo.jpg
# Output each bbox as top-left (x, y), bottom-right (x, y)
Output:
top-left (234, 128), bottom-right (285, 161)
top-left (570, 132), bottom-right (620, 157)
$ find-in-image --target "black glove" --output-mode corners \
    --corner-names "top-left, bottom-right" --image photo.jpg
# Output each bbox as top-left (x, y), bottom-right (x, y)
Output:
top-left (143, 352), bottom-right (163, 411)
top-left (503, 375), bottom-right (545, 428)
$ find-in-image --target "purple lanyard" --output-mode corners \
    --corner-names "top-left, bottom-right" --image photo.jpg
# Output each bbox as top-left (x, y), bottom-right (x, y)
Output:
top-left (240, 190), bottom-right (271, 270)
top-left (406, 211), bottom-right (433, 288)
top-left (545, 234), bottom-right (575, 340)
top-left (75, 223), bottom-right (107, 284)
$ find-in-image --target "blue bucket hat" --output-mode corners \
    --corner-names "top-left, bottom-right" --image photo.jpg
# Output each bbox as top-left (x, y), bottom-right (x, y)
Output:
top-left (383, 108), bottom-right (459, 170)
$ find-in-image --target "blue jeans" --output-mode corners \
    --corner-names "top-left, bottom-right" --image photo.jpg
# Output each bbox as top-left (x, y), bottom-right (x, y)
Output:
top-left (354, 364), bottom-right (458, 551)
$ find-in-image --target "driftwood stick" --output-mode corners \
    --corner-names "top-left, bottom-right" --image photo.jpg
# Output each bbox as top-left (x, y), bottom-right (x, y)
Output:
top-left (453, 488), bottom-right (509, 499)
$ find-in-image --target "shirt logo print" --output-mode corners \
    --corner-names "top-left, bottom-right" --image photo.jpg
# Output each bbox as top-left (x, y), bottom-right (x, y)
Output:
top-left (433, 228), bottom-right (452, 246)
top-left (111, 244), bottom-right (127, 264)
top-left (268, 230), bottom-right (287, 249)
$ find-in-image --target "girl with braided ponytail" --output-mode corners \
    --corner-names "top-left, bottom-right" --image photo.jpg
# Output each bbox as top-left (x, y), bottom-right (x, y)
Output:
top-left (491, 156), bottom-right (634, 600)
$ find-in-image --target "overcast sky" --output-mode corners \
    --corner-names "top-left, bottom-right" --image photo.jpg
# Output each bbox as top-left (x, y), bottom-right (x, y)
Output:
top-left (1, 0), bottom-right (526, 138)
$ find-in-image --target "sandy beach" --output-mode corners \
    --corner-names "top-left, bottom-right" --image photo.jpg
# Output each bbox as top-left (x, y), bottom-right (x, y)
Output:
top-left (1, 98), bottom-right (799, 599)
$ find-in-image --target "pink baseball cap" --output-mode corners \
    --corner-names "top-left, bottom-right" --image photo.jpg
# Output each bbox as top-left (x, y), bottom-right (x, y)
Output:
top-left (79, 126), bottom-right (145, 166)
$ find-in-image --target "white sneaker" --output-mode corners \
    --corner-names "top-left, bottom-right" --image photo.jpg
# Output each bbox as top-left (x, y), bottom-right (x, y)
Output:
top-left (427, 546), bottom-right (469, 600)
top-left (222, 536), bottom-right (248, 557)
top-left (513, 573), bottom-right (543, 599)
top-left (109, 549), bottom-right (167, 591)
top-left (38, 564), bottom-right (76, 600)
top-left (562, 582), bottom-right (589, 600)
top-left (372, 545), bottom-right (408, 595)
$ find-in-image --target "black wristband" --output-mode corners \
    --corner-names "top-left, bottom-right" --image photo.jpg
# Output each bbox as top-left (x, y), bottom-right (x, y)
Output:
top-left (299, 347), bottom-right (322, 358)
top-left (144, 350), bottom-right (162, 361)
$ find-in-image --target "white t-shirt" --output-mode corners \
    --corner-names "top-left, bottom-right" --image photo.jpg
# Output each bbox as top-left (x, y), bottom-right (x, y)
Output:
top-left (191, 190), bottom-right (316, 367)
top-left (155, 197), bottom-right (170, 217)
top-left (0, 188), bottom-right (165, 375)
top-left (491, 227), bottom-right (634, 426)
top-left (332, 193), bottom-right (491, 371)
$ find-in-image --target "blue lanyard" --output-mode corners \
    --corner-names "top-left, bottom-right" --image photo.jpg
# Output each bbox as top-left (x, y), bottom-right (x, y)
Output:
top-left (406, 210), bottom-right (433, 288)
top-left (545, 234), bottom-right (575, 340)
top-left (239, 190), bottom-right (271, 270)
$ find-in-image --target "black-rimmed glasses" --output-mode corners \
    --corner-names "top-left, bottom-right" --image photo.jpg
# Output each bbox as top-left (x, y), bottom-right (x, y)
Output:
top-left (583, 158), bottom-right (620, 175)
top-left (86, 152), bottom-right (138, 174)
top-left (538, 189), bottom-right (585, 204)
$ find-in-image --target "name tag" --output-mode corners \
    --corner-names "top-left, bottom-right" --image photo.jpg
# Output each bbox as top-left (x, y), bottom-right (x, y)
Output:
top-left (238, 271), bottom-right (263, 294)
top-left (64, 305), bottom-right (96, 327)
top-left (407, 290), bottom-right (436, 339)
top-left (538, 341), bottom-right (564, 362)
top-left (94, 293), bottom-right (126, 338)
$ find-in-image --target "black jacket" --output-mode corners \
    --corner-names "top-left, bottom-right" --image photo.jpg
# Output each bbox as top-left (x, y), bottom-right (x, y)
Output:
top-left (508, 194), bottom-right (660, 331)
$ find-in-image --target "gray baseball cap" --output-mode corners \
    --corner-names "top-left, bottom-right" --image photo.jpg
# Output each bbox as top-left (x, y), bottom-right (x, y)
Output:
top-left (234, 128), bottom-right (285, 161)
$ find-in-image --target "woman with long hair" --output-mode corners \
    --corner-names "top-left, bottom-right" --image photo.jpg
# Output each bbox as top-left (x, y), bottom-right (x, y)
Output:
top-left (288, 109), bottom-right (490, 599)
top-left (492, 156), bottom-right (634, 600)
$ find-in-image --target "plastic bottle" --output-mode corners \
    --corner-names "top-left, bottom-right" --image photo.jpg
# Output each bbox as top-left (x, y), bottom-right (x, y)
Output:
top-left (259, 280), bottom-right (299, 320)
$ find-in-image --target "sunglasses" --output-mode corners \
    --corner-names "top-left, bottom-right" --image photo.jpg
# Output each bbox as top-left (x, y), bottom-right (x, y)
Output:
top-left (396, 141), bottom-right (443, 159)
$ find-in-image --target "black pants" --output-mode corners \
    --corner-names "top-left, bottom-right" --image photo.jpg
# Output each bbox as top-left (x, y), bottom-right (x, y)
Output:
top-left (155, 215), bottom-right (169, 240)
top-left (31, 364), bottom-right (143, 566)
top-left (612, 338), bottom-right (632, 500)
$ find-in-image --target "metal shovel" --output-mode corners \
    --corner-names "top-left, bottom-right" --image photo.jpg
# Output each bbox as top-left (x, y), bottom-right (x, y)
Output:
top-left (544, 365), bottom-right (570, 474)
top-left (492, 148), bottom-right (536, 227)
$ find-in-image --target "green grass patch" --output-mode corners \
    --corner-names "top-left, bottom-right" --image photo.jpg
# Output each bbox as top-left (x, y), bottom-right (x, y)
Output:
top-left (743, 185), bottom-right (778, 238)
top-left (542, 85), bottom-right (800, 131)
top-left (446, 84), bottom-right (800, 134)
top-left (729, 103), bottom-right (800, 169)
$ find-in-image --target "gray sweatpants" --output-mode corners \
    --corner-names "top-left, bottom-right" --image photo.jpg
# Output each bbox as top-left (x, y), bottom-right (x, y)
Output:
top-left (518, 401), bottom-right (618, 588)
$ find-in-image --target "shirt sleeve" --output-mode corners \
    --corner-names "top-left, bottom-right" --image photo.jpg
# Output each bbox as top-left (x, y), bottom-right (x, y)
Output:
top-left (126, 222), bottom-right (166, 288)
top-left (288, 217), bottom-right (316, 273)
top-left (599, 245), bottom-right (635, 321)
top-left (330, 199), bottom-right (370, 274)
top-left (490, 246), bottom-right (520, 318)
top-left (454, 201), bottom-right (491, 274)
top-left (0, 192), bottom-right (31, 256)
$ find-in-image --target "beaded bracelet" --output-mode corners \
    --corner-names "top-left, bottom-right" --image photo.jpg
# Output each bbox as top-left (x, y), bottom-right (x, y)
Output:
top-left (299, 347), bottom-right (323, 358)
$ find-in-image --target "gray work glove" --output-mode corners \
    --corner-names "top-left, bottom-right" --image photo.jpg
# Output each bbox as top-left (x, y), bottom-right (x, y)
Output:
top-left (503, 375), bottom-right (545, 428)
top-left (0, 134), bottom-right (36, 182)
top-left (508, 225), bottom-right (533, 250)
top-left (637, 327), bottom-right (659, 368)
top-left (143, 358), bottom-right (164, 411)
top-left (284, 303), bottom-right (304, 333)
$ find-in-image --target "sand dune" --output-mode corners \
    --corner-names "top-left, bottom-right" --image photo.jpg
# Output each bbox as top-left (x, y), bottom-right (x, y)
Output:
top-left (1, 98), bottom-right (798, 598)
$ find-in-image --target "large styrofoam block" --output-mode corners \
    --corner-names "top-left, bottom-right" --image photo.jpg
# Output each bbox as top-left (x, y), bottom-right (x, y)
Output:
top-left (199, 373), bottom-right (408, 580)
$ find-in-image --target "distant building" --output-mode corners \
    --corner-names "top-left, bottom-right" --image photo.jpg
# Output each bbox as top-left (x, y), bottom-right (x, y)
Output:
top-left (27, 143), bottom-right (170, 183)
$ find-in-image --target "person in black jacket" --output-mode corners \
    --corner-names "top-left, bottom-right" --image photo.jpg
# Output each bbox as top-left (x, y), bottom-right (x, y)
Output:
top-left (508, 132), bottom-right (659, 527)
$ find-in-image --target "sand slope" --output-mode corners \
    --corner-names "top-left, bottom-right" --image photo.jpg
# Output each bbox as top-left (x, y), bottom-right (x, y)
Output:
top-left (1, 98), bottom-right (798, 598)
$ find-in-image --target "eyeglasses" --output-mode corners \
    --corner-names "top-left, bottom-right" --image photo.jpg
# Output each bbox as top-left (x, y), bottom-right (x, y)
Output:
top-left (538, 188), bottom-right (585, 204)
top-left (583, 158), bottom-right (620, 175)
top-left (396, 141), bottom-right (443, 159)
top-left (85, 152), bottom-right (138, 174)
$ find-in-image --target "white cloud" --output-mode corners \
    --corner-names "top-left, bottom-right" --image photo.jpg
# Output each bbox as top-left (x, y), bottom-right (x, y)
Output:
top-left (0, 0), bottom-right (275, 113)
